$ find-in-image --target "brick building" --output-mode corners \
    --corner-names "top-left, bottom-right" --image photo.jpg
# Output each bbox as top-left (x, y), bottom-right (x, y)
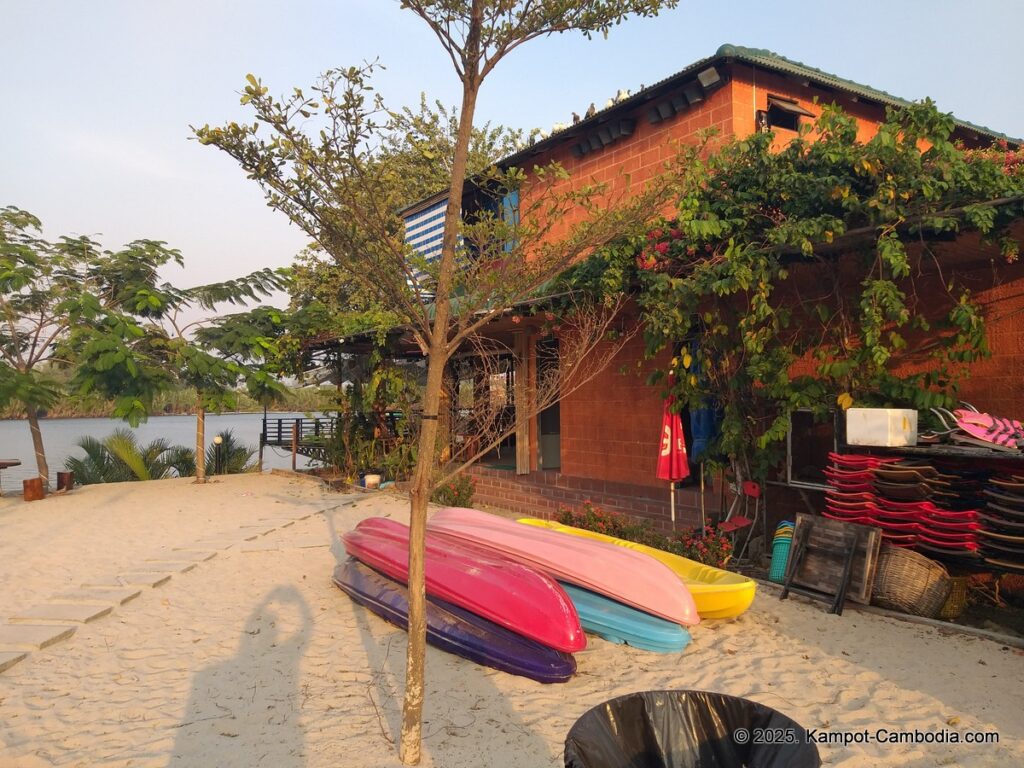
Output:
top-left (388, 45), bottom-right (1022, 527)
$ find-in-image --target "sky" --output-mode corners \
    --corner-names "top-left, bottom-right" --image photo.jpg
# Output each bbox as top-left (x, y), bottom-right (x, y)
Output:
top-left (3, 0), bottom-right (1023, 308)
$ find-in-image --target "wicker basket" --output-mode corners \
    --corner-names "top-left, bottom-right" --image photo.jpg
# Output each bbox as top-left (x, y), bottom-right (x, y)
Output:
top-left (937, 576), bottom-right (970, 620)
top-left (871, 545), bottom-right (952, 618)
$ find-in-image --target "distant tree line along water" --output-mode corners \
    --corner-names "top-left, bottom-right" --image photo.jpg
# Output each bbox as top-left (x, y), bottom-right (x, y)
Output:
top-left (0, 384), bottom-right (335, 421)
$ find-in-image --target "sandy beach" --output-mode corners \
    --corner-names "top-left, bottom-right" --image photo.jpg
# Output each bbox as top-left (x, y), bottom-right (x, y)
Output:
top-left (0, 473), bottom-right (1022, 767)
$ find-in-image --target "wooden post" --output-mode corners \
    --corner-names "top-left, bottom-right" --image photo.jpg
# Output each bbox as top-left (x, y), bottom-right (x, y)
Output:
top-left (513, 332), bottom-right (530, 475)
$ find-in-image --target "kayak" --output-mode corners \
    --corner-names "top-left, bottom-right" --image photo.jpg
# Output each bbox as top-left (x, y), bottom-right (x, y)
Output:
top-left (342, 517), bottom-right (585, 652)
top-left (333, 559), bottom-right (576, 684)
top-left (518, 518), bottom-right (756, 619)
top-left (560, 582), bottom-right (691, 653)
top-left (428, 507), bottom-right (699, 626)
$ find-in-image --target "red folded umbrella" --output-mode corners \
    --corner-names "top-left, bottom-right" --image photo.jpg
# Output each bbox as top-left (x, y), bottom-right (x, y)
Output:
top-left (657, 400), bottom-right (690, 483)
top-left (657, 399), bottom-right (690, 526)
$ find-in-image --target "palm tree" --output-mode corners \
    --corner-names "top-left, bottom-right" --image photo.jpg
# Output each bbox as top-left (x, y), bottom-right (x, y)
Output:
top-left (204, 429), bottom-right (257, 476)
top-left (65, 429), bottom-right (195, 484)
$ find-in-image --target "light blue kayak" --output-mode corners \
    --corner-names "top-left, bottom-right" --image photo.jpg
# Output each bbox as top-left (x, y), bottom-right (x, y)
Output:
top-left (561, 582), bottom-right (691, 654)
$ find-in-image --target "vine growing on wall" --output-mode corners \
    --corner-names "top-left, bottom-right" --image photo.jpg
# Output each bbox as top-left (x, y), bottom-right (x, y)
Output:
top-left (566, 102), bottom-right (1024, 483)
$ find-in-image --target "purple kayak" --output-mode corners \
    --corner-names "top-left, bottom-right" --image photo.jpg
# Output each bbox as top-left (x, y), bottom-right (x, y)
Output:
top-left (332, 559), bottom-right (576, 684)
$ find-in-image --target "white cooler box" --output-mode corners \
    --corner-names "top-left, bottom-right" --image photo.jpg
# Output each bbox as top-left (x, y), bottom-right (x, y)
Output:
top-left (845, 408), bottom-right (918, 447)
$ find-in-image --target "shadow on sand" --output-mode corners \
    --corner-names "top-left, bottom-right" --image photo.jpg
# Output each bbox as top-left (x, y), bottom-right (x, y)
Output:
top-left (169, 585), bottom-right (313, 767)
top-left (324, 505), bottom-right (558, 765)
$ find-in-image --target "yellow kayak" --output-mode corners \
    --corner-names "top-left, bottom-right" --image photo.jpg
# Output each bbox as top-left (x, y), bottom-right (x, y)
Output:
top-left (517, 519), bottom-right (756, 619)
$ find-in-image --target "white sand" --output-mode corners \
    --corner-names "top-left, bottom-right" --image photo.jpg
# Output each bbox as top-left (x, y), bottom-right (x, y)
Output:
top-left (0, 475), bottom-right (1021, 767)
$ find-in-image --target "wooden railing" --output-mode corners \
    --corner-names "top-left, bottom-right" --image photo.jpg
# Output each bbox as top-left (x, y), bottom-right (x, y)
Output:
top-left (261, 417), bottom-right (337, 447)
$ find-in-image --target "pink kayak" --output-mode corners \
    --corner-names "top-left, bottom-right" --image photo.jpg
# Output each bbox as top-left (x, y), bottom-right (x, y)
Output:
top-left (428, 508), bottom-right (699, 626)
top-left (342, 517), bottom-right (586, 653)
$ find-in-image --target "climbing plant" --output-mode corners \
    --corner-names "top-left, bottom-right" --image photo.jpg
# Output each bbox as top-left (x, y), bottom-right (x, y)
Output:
top-left (568, 102), bottom-right (1024, 483)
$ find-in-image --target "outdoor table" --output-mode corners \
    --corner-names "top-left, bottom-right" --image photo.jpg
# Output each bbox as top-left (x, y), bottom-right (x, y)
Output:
top-left (0, 459), bottom-right (22, 496)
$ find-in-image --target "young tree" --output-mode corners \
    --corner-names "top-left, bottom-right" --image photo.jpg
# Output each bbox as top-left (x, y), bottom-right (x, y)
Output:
top-left (70, 269), bottom-right (290, 483)
top-left (196, 2), bottom-right (679, 761)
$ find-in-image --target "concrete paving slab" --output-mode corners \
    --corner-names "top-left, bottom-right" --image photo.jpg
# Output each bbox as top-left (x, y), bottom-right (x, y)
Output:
top-left (0, 650), bottom-right (27, 673)
top-left (189, 540), bottom-right (237, 550)
top-left (0, 624), bottom-right (76, 650)
top-left (53, 587), bottom-right (141, 605)
top-left (117, 572), bottom-right (172, 588)
top-left (10, 603), bottom-right (112, 624)
top-left (162, 550), bottom-right (217, 561)
top-left (240, 541), bottom-right (280, 552)
top-left (282, 538), bottom-right (329, 549)
top-left (83, 573), bottom-right (171, 589)
top-left (131, 561), bottom-right (196, 573)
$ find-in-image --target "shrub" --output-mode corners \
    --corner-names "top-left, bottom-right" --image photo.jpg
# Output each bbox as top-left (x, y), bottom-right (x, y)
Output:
top-left (664, 525), bottom-right (733, 569)
top-left (556, 500), bottom-right (661, 545)
top-left (431, 474), bottom-right (476, 507)
top-left (556, 500), bottom-right (733, 568)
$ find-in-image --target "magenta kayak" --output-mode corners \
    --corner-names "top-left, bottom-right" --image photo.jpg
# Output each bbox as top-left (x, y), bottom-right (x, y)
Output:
top-left (342, 517), bottom-right (586, 653)
top-left (428, 508), bottom-right (699, 627)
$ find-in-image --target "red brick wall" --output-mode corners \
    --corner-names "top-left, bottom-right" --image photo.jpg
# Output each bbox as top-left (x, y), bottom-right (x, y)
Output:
top-left (921, 236), bottom-right (1024, 419)
top-left (728, 65), bottom-right (990, 150)
top-left (468, 464), bottom-right (710, 531)
top-left (559, 332), bottom-right (672, 489)
top-left (517, 73), bottom-right (736, 250)
top-left (729, 64), bottom-right (889, 145)
top-left (779, 226), bottom-right (1024, 420)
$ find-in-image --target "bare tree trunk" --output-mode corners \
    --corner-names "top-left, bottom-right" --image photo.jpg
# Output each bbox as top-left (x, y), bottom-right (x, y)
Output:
top-left (399, 351), bottom-right (445, 765)
top-left (195, 402), bottom-right (207, 483)
top-left (399, 20), bottom-right (482, 762)
top-left (26, 408), bottom-right (49, 486)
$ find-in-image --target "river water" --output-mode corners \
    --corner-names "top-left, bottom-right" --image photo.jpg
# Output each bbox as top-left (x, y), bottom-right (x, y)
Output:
top-left (0, 412), bottom-right (318, 493)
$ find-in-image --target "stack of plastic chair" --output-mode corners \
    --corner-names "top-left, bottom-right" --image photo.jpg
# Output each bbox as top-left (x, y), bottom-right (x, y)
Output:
top-left (768, 521), bottom-right (794, 583)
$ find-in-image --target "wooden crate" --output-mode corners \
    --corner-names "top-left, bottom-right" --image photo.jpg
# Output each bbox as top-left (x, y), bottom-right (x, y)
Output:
top-left (789, 513), bottom-right (881, 605)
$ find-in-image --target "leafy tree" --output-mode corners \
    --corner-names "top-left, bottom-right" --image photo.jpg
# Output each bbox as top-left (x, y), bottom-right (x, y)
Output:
top-left (282, 101), bottom-right (529, 375)
top-left (2, 206), bottom-right (290, 486)
top-left (68, 262), bottom-right (290, 483)
top-left (0, 207), bottom-right (180, 483)
top-left (196, 1), bottom-right (680, 761)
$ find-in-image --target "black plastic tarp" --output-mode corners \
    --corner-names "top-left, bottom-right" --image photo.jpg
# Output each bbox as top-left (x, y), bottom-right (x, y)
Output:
top-left (564, 690), bottom-right (821, 768)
